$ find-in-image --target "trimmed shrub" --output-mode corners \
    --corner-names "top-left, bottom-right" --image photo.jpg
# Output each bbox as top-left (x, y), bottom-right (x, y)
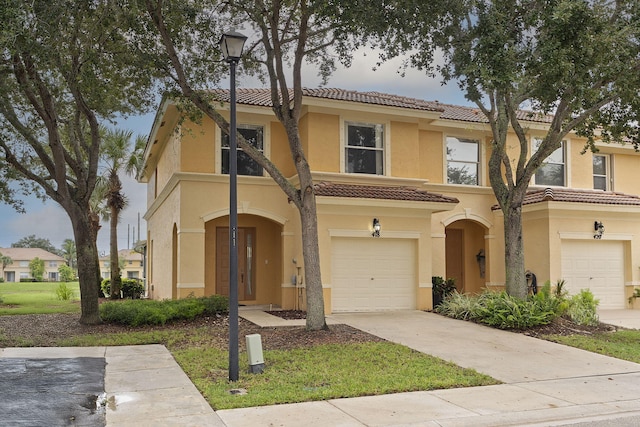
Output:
top-left (437, 290), bottom-right (559, 330)
top-left (567, 289), bottom-right (599, 326)
top-left (101, 278), bottom-right (145, 299)
top-left (99, 295), bottom-right (229, 326)
top-left (58, 265), bottom-right (76, 282)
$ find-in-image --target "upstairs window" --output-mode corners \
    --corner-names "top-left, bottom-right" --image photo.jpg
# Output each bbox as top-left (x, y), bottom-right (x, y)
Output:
top-left (345, 122), bottom-right (384, 175)
top-left (222, 125), bottom-right (264, 176)
top-left (447, 137), bottom-right (480, 185)
top-left (533, 138), bottom-right (565, 187)
top-left (593, 154), bottom-right (610, 191)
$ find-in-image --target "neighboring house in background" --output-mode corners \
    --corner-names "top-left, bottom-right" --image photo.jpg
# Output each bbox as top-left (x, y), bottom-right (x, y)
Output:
top-left (99, 249), bottom-right (144, 280)
top-left (0, 248), bottom-right (66, 282)
top-left (138, 88), bottom-right (640, 312)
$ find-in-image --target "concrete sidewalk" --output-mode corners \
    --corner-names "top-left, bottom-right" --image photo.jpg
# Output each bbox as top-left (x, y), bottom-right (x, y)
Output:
top-left (0, 345), bottom-right (225, 427)
top-left (222, 310), bottom-right (640, 426)
top-left (2, 309), bottom-right (640, 426)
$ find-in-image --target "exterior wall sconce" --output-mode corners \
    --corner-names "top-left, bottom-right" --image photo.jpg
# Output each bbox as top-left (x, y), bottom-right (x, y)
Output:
top-left (594, 221), bottom-right (605, 239)
top-left (372, 218), bottom-right (381, 237)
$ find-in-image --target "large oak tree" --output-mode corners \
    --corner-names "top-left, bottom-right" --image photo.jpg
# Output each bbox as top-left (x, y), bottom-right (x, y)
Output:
top-left (125, 0), bottom-right (397, 330)
top-left (0, 1), bottom-right (156, 323)
top-left (353, 0), bottom-right (640, 297)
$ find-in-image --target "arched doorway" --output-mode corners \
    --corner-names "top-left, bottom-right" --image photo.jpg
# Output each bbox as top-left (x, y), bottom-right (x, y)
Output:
top-left (204, 214), bottom-right (283, 306)
top-left (445, 220), bottom-right (487, 294)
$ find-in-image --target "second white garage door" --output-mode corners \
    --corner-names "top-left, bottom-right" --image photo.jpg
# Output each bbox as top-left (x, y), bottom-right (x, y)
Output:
top-left (331, 238), bottom-right (416, 312)
top-left (561, 240), bottom-right (625, 309)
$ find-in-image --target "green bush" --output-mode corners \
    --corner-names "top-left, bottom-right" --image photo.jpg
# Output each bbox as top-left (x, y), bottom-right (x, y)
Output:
top-left (55, 282), bottom-right (75, 301)
top-left (435, 292), bottom-right (478, 320)
top-left (567, 289), bottom-right (599, 326)
top-left (58, 265), bottom-right (76, 282)
top-left (437, 290), bottom-right (559, 330)
top-left (99, 295), bottom-right (229, 326)
top-left (101, 278), bottom-right (145, 299)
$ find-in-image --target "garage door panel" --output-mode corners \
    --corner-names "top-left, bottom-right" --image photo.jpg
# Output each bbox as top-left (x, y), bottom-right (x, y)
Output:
top-left (561, 240), bottom-right (625, 309)
top-left (332, 238), bottom-right (416, 312)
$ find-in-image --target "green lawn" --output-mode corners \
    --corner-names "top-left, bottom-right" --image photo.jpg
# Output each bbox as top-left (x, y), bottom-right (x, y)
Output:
top-left (62, 329), bottom-right (499, 410)
top-left (6, 283), bottom-right (639, 411)
top-left (546, 330), bottom-right (640, 364)
top-left (0, 281), bottom-right (81, 315)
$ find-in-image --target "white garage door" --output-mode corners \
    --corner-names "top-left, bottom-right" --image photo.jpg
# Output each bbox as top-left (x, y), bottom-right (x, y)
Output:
top-left (331, 238), bottom-right (416, 312)
top-left (561, 240), bottom-right (625, 309)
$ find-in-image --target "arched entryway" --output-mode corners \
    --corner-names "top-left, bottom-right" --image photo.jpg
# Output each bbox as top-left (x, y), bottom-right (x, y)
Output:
top-left (445, 220), bottom-right (487, 294)
top-left (204, 214), bottom-right (283, 306)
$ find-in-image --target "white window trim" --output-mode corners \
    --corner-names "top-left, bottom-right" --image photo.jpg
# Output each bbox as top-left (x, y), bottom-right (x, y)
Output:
top-left (340, 118), bottom-right (391, 176)
top-left (593, 153), bottom-right (612, 191)
top-left (531, 137), bottom-right (570, 187)
top-left (444, 135), bottom-right (483, 186)
top-left (215, 122), bottom-right (270, 175)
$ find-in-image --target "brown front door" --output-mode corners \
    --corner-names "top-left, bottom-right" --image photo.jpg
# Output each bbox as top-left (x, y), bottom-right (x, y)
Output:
top-left (445, 228), bottom-right (465, 293)
top-left (216, 227), bottom-right (256, 300)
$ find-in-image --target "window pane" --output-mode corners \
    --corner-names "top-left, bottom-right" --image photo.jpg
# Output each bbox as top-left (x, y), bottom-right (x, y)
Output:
top-left (347, 125), bottom-right (382, 148)
top-left (447, 137), bottom-right (478, 162)
top-left (593, 155), bottom-right (606, 175)
top-left (593, 176), bottom-right (607, 191)
top-left (347, 148), bottom-right (382, 174)
top-left (221, 125), bottom-right (263, 176)
top-left (448, 162), bottom-right (478, 185)
top-left (535, 164), bottom-right (565, 186)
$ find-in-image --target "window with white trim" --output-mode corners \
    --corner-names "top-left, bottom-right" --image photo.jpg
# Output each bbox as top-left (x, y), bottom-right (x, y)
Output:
top-left (593, 154), bottom-right (610, 191)
top-left (345, 122), bottom-right (384, 175)
top-left (446, 136), bottom-right (480, 185)
top-left (222, 125), bottom-right (264, 176)
top-left (533, 138), bottom-right (566, 186)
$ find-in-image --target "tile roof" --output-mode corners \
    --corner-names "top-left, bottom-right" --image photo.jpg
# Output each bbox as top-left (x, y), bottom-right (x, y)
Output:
top-left (0, 247), bottom-right (65, 261)
top-left (313, 182), bottom-right (459, 204)
top-left (496, 187), bottom-right (640, 209)
top-left (209, 88), bottom-right (553, 124)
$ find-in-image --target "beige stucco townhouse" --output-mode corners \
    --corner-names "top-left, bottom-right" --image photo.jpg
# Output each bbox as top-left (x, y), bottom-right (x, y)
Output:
top-left (99, 249), bottom-right (145, 281)
top-left (138, 88), bottom-right (640, 312)
top-left (0, 247), bottom-right (66, 282)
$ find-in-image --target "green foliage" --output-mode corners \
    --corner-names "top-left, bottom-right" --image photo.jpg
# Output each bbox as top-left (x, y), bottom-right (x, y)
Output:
top-left (58, 265), bottom-right (75, 282)
top-left (532, 281), bottom-right (569, 317)
top-left (99, 295), bottom-right (229, 326)
top-left (567, 290), bottom-right (599, 326)
top-left (437, 290), bottom-right (562, 330)
top-left (12, 235), bottom-right (61, 256)
top-left (101, 278), bottom-right (145, 299)
top-left (55, 283), bottom-right (75, 301)
top-left (434, 291), bottom-right (477, 320)
top-left (628, 288), bottom-right (640, 305)
top-left (28, 257), bottom-right (45, 282)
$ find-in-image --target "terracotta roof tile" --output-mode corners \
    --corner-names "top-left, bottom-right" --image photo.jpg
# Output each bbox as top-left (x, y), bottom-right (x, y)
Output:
top-left (210, 88), bottom-right (553, 123)
top-left (523, 187), bottom-right (640, 206)
top-left (313, 182), bottom-right (459, 203)
top-left (491, 187), bottom-right (640, 210)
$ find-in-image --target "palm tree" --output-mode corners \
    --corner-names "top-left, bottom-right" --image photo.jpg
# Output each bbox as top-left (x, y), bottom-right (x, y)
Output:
top-left (0, 252), bottom-right (13, 281)
top-left (98, 129), bottom-right (145, 299)
top-left (61, 239), bottom-right (77, 271)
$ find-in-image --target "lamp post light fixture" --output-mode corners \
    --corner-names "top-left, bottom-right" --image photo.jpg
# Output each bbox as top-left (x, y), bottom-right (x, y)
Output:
top-left (220, 30), bottom-right (247, 382)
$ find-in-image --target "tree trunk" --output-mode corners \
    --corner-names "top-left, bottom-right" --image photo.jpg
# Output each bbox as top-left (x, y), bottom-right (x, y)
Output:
top-left (299, 187), bottom-right (327, 331)
top-left (503, 202), bottom-right (527, 299)
top-left (69, 204), bottom-right (101, 324)
top-left (109, 205), bottom-right (122, 299)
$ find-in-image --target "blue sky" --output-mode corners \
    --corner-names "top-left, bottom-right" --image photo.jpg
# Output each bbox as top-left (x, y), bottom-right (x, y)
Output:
top-left (0, 51), bottom-right (473, 254)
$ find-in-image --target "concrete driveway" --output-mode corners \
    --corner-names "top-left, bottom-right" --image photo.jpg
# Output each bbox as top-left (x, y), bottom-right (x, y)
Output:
top-left (599, 309), bottom-right (640, 329)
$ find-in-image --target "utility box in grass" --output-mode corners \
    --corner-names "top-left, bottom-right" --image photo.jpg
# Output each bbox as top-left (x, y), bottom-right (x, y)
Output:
top-left (246, 334), bottom-right (265, 374)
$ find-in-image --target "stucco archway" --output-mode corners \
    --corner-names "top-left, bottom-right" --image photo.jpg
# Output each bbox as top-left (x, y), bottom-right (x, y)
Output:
top-left (204, 213), bottom-right (284, 307)
top-left (445, 219), bottom-right (488, 294)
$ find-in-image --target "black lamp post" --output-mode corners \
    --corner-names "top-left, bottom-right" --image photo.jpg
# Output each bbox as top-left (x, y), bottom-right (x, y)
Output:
top-left (219, 30), bottom-right (247, 382)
